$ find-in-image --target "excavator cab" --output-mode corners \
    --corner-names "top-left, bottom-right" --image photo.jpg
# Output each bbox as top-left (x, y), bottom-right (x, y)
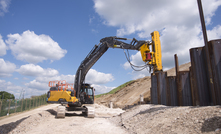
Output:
top-left (80, 84), bottom-right (95, 104)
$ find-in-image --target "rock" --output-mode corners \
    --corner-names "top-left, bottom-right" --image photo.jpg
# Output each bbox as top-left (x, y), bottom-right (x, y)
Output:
top-left (215, 128), bottom-right (221, 132)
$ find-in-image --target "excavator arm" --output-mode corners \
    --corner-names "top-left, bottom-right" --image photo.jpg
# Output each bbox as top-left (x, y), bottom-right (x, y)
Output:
top-left (74, 31), bottom-right (162, 100)
top-left (74, 36), bottom-right (148, 99)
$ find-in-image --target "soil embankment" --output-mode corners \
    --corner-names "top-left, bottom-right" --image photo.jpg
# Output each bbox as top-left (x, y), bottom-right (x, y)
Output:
top-left (96, 62), bottom-right (191, 108)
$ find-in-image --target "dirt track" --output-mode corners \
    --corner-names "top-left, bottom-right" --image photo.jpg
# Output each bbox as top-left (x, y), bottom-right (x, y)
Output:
top-left (0, 104), bottom-right (127, 134)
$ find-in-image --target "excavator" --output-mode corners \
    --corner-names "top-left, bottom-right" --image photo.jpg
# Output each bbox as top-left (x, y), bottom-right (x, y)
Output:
top-left (47, 31), bottom-right (162, 118)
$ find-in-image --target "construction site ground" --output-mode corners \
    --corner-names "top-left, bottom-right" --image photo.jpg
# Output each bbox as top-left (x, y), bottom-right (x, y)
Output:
top-left (0, 103), bottom-right (221, 134)
top-left (0, 62), bottom-right (221, 134)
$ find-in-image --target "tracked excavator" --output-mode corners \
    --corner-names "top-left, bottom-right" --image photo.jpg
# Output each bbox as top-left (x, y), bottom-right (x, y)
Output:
top-left (47, 31), bottom-right (162, 118)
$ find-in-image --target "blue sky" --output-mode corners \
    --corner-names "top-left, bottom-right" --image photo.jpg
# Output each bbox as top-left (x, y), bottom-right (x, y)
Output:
top-left (0, 0), bottom-right (221, 98)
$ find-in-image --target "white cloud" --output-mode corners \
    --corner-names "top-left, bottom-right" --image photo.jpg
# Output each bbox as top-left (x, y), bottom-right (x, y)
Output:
top-left (24, 69), bottom-right (114, 96)
top-left (207, 25), bottom-right (221, 40)
top-left (94, 0), bottom-right (221, 37)
top-left (0, 58), bottom-right (16, 77)
top-left (85, 69), bottom-right (114, 84)
top-left (25, 80), bottom-right (48, 91)
top-left (89, 15), bottom-right (95, 24)
top-left (123, 51), bottom-right (144, 70)
top-left (24, 74), bottom-right (75, 98)
top-left (91, 84), bottom-right (115, 95)
top-left (35, 74), bottom-right (75, 84)
top-left (0, 35), bottom-right (7, 56)
top-left (0, 68), bottom-right (115, 98)
top-left (122, 51), bottom-right (151, 79)
top-left (131, 69), bottom-right (150, 80)
top-left (0, 79), bottom-right (23, 99)
top-left (91, 29), bottom-right (98, 34)
top-left (94, 0), bottom-right (221, 78)
top-left (6, 30), bottom-right (67, 64)
top-left (17, 64), bottom-right (59, 77)
top-left (0, 0), bottom-right (10, 16)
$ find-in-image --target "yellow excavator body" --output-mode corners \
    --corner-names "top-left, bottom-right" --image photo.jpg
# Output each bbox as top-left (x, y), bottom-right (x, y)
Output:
top-left (47, 90), bottom-right (78, 103)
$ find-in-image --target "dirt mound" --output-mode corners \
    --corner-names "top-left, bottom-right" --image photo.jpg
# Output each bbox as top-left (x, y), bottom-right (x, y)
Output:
top-left (166, 62), bottom-right (191, 76)
top-left (96, 76), bottom-right (151, 108)
top-left (0, 109), bottom-right (53, 134)
top-left (110, 104), bottom-right (221, 134)
top-left (96, 62), bottom-right (191, 108)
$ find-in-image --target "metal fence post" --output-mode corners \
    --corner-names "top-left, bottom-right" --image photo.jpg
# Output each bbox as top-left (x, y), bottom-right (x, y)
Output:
top-left (29, 99), bottom-right (31, 109)
top-left (14, 100), bottom-right (17, 113)
top-left (25, 99), bottom-right (27, 111)
top-left (0, 101), bottom-right (2, 114)
top-left (21, 99), bottom-right (23, 112)
top-left (33, 98), bottom-right (35, 108)
top-left (7, 100), bottom-right (11, 115)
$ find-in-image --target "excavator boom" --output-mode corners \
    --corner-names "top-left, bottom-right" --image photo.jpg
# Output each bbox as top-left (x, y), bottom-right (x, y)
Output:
top-left (74, 37), bottom-right (150, 99)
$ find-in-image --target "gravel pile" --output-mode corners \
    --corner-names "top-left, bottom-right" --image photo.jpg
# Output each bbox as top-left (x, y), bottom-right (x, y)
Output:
top-left (110, 104), bottom-right (221, 134)
top-left (0, 109), bottom-right (55, 134)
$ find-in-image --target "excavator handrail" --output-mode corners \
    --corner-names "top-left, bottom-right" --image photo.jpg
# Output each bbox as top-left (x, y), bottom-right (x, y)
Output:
top-left (48, 80), bottom-right (66, 87)
top-left (48, 80), bottom-right (74, 91)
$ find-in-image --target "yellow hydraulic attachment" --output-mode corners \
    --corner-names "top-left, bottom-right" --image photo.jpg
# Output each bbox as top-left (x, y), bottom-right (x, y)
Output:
top-left (139, 31), bottom-right (162, 72)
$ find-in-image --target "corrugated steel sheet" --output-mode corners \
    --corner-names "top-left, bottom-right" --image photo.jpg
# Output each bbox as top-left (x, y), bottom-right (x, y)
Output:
top-left (156, 72), bottom-right (167, 105)
top-left (208, 39), bottom-right (221, 104)
top-left (178, 71), bottom-right (192, 106)
top-left (190, 47), bottom-right (211, 106)
top-left (151, 73), bottom-right (158, 104)
top-left (166, 76), bottom-right (178, 106)
top-left (150, 40), bottom-right (221, 107)
top-left (189, 67), bottom-right (196, 106)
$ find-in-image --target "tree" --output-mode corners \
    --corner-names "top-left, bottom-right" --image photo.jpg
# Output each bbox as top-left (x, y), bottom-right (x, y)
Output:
top-left (0, 91), bottom-right (15, 99)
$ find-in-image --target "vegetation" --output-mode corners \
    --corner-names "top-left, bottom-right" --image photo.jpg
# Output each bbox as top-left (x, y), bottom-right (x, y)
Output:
top-left (0, 91), bottom-right (15, 100)
top-left (0, 93), bottom-right (48, 117)
top-left (95, 80), bottom-right (134, 98)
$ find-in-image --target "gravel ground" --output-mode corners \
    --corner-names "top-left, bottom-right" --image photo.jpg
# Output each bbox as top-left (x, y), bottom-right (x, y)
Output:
top-left (1, 103), bottom-right (221, 134)
top-left (110, 104), bottom-right (221, 134)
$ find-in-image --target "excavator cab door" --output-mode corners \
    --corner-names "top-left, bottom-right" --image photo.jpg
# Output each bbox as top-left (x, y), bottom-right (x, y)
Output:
top-left (86, 87), bottom-right (95, 103)
top-left (80, 84), bottom-right (94, 104)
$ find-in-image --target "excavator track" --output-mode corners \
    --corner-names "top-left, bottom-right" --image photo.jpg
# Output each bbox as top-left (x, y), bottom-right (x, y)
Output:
top-left (56, 105), bottom-right (66, 118)
top-left (85, 105), bottom-right (95, 118)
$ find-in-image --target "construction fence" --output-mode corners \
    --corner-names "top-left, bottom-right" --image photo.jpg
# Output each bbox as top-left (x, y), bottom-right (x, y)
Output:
top-left (0, 97), bottom-right (47, 117)
top-left (151, 39), bottom-right (221, 106)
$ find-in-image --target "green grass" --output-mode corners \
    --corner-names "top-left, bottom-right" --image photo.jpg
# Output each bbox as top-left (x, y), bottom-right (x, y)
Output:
top-left (95, 80), bottom-right (134, 98)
